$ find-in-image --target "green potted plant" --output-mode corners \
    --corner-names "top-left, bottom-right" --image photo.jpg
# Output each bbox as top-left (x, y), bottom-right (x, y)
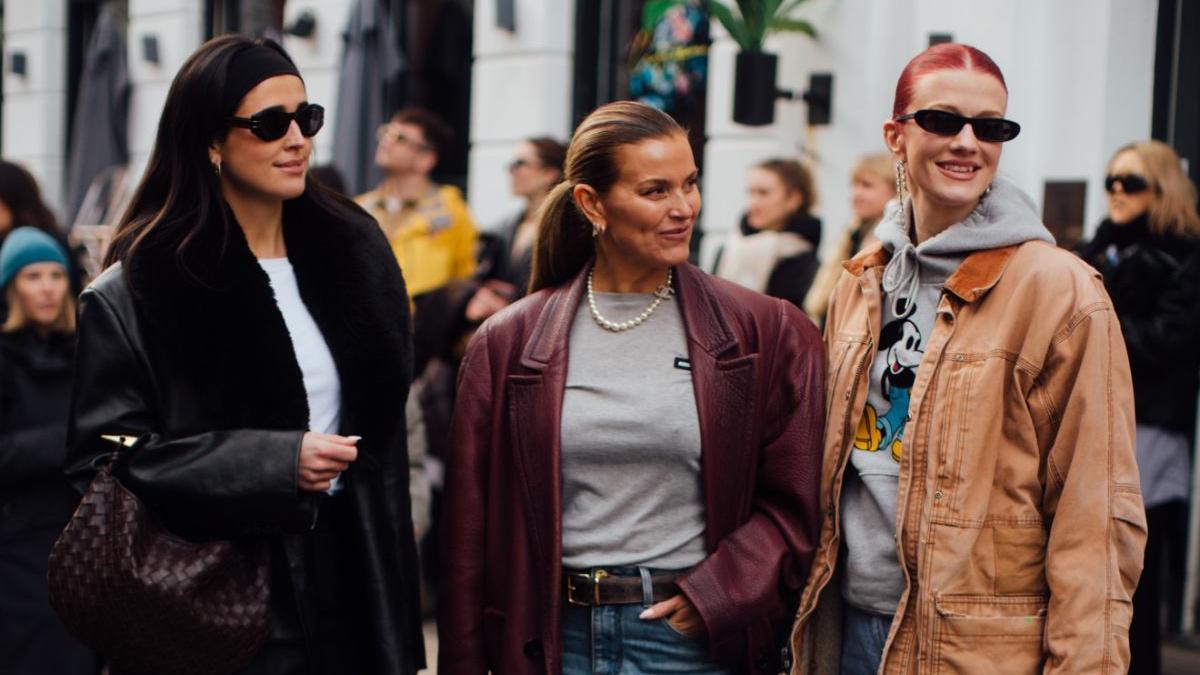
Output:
top-left (645, 0), bottom-right (819, 125)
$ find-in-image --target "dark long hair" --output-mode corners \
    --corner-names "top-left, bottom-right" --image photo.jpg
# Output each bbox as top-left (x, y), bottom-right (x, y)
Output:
top-left (0, 160), bottom-right (61, 236)
top-left (103, 35), bottom-right (359, 275)
top-left (528, 101), bottom-right (684, 292)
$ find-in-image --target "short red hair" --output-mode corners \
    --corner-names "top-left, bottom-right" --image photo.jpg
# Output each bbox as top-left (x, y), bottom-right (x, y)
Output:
top-left (892, 43), bottom-right (1007, 118)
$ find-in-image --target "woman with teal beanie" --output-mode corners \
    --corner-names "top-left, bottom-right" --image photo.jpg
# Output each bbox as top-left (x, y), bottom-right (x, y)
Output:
top-left (0, 227), bottom-right (98, 674)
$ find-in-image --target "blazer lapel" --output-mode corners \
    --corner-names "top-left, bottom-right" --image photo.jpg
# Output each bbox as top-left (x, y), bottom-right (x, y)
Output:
top-left (508, 268), bottom-right (587, 663)
top-left (676, 265), bottom-right (759, 548)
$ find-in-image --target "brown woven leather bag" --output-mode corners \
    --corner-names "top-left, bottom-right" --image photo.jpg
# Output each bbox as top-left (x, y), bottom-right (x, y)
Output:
top-left (48, 439), bottom-right (270, 675)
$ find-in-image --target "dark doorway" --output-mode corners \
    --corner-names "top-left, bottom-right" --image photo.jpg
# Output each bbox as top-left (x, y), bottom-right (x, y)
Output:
top-left (1153, 0), bottom-right (1200, 187)
top-left (392, 0), bottom-right (474, 191)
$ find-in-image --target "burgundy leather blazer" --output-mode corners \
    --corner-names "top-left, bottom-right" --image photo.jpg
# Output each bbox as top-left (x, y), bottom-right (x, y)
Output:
top-left (438, 263), bottom-right (825, 674)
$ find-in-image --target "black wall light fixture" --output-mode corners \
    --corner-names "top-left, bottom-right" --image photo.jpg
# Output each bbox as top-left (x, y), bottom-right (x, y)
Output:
top-left (732, 55), bottom-right (834, 127)
top-left (496, 0), bottom-right (516, 32)
top-left (286, 10), bottom-right (318, 38)
top-left (10, 51), bottom-right (27, 76)
top-left (142, 35), bottom-right (160, 65)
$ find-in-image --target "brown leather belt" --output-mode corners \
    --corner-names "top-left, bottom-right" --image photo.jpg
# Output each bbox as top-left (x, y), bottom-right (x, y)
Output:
top-left (564, 569), bottom-right (681, 607)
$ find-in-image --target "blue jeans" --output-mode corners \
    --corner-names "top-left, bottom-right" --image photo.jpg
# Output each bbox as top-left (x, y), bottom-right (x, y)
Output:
top-left (561, 567), bottom-right (732, 675)
top-left (840, 604), bottom-right (893, 675)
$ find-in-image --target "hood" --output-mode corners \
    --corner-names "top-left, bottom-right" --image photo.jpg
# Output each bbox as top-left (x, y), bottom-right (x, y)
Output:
top-left (874, 176), bottom-right (1054, 317)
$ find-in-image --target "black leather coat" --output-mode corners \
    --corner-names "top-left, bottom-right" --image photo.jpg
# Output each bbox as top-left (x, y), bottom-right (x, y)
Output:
top-left (65, 193), bottom-right (424, 673)
top-left (1079, 215), bottom-right (1200, 435)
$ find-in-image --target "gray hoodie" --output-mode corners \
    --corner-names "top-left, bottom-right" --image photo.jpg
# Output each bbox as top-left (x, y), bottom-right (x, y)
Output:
top-left (840, 177), bottom-right (1054, 616)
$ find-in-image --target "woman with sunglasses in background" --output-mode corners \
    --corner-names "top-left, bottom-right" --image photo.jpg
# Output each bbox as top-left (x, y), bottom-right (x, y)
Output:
top-left (788, 43), bottom-right (1144, 674)
top-left (64, 36), bottom-right (423, 673)
top-left (1077, 140), bottom-right (1200, 675)
top-left (469, 137), bottom-right (567, 321)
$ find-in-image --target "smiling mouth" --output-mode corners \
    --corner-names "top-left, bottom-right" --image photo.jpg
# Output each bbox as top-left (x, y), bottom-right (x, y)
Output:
top-left (659, 224), bottom-right (691, 237)
top-left (936, 161), bottom-right (981, 176)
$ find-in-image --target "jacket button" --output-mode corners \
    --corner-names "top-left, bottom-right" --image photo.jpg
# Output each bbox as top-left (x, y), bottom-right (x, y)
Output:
top-left (524, 639), bottom-right (543, 659)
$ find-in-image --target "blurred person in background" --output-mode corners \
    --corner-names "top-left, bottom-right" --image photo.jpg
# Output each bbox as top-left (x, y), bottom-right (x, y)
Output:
top-left (805, 153), bottom-right (896, 324)
top-left (0, 161), bottom-right (85, 320)
top-left (0, 228), bottom-right (98, 675)
top-left (471, 136), bottom-right (567, 319)
top-left (356, 107), bottom-right (478, 331)
top-left (713, 158), bottom-right (822, 310)
top-left (1077, 139), bottom-right (1200, 675)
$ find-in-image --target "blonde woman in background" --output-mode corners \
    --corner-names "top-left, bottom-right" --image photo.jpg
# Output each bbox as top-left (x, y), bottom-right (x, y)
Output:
top-left (804, 153), bottom-right (895, 324)
top-left (1077, 139), bottom-right (1200, 675)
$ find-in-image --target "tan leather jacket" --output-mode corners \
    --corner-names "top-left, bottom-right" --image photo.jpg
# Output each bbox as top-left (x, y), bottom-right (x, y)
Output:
top-left (789, 241), bottom-right (1146, 674)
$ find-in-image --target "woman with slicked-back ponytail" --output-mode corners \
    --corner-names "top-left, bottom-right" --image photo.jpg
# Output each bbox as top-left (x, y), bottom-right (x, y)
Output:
top-left (440, 101), bottom-right (826, 674)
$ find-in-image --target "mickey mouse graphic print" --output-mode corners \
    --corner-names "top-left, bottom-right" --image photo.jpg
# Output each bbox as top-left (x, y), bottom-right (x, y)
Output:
top-left (855, 311), bottom-right (925, 462)
top-left (840, 281), bottom-right (944, 616)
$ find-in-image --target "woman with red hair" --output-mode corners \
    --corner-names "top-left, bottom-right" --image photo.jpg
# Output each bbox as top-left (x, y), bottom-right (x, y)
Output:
top-left (787, 43), bottom-right (1144, 673)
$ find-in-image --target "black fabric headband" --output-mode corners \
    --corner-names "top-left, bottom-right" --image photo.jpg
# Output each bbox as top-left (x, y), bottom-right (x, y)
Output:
top-left (222, 45), bottom-right (303, 115)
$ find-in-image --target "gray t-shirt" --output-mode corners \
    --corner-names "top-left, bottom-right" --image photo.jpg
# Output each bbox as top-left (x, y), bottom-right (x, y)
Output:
top-left (560, 291), bottom-right (707, 570)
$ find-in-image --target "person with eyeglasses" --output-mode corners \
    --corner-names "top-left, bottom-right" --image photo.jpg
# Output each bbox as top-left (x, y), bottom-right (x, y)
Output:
top-left (63, 36), bottom-right (424, 674)
top-left (355, 107), bottom-right (479, 303)
top-left (470, 137), bottom-right (567, 323)
top-left (1077, 140), bottom-right (1200, 675)
top-left (788, 43), bottom-right (1144, 674)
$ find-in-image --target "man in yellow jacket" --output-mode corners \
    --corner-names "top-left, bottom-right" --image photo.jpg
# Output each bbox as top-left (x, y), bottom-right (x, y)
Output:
top-left (356, 107), bottom-right (477, 299)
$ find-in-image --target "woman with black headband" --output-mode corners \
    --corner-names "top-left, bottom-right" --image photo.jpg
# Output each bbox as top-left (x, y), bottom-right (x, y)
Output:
top-left (63, 36), bottom-right (424, 673)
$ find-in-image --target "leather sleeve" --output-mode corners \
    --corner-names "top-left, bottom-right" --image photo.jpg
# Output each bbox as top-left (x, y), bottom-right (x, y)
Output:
top-left (436, 326), bottom-right (493, 674)
top-left (1035, 290), bottom-right (1145, 673)
top-left (678, 301), bottom-right (826, 647)
top-left (65, 286), bottom-right (316, 537)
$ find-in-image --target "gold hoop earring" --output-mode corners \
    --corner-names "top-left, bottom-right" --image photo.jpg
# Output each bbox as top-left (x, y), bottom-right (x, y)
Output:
top-left (894, 160), bottom-right (908, 202)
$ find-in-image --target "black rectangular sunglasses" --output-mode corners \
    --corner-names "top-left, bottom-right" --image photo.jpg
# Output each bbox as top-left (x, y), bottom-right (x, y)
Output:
top-left (1104, 173), bottom-right (1151, 194)
top-left (894, 109), bottom-right (1021, 143)
top-left (228, 102), bottom-right (324, 142)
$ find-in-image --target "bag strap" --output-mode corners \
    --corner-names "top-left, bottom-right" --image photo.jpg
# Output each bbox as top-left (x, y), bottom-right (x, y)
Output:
top-left (99, 434), bottom-right (139, 467)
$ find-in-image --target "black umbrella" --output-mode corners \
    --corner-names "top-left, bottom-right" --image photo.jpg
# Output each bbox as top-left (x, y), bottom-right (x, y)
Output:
top-left (332, 0), bottom-right (406, 196)
top-left (65, 3), bottom-right (129, 229)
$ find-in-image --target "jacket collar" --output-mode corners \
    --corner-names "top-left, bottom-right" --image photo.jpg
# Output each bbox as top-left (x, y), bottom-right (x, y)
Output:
top-left (124, 192), bottom-right (411, 433)
top-left (842, 241), bottom-right (1022, 304)
top-left (519, 261), bottom-right (739, 371)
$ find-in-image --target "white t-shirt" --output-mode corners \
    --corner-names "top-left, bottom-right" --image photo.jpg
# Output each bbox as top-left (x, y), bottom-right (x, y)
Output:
top-left (258, 257), bottom-right (344, 494)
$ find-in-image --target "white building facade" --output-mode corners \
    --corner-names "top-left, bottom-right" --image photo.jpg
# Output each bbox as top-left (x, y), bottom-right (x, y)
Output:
top-left (2, 0), bottom-right (1164, 257)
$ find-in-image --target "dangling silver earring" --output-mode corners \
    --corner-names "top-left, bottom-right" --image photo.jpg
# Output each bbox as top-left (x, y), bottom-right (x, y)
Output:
top-left (894, 160), bottom-right (908, 202)
top-left (212, 158), bottom-right (222, 177)
top-left (591, 222), bottom-right (604, 237)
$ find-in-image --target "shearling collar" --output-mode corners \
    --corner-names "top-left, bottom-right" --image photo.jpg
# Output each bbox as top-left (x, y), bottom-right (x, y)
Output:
top-left (124, 191), bottom-right (411, 435)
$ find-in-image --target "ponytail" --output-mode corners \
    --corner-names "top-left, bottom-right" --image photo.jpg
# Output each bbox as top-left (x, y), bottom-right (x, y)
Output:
top-left (527, 101), bottom-right (685, 294)
top-left (528, 181), bottom-right (594, 293)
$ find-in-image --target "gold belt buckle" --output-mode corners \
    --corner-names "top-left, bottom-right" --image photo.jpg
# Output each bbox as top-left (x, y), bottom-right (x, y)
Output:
top-left (567, 569), bottom-right (607, 606)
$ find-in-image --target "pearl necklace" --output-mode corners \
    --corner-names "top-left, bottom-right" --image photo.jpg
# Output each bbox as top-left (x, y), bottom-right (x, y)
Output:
top-left (587, 268), bottom-right (674, 332)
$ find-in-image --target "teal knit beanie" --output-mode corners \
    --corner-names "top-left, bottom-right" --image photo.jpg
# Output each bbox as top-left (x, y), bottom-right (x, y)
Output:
top-left (0, 226), bottom-right (69, 289)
